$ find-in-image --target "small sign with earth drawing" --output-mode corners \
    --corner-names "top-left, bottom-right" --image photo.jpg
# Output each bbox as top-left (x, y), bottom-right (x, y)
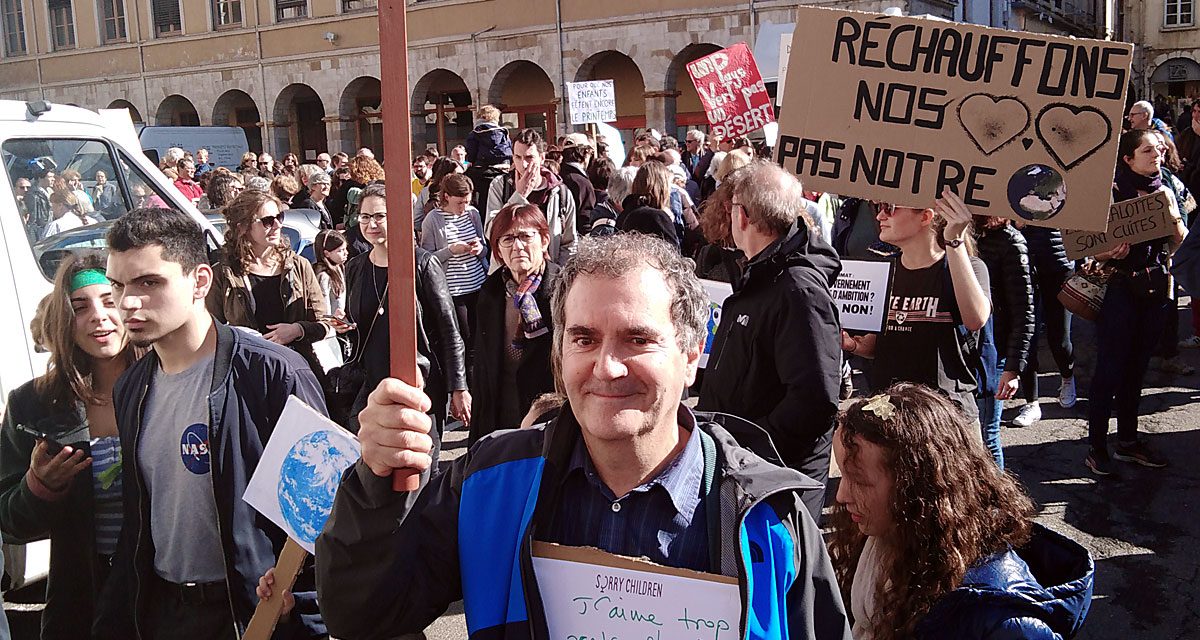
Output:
top-left (243, 396), bottom-right (361, 554)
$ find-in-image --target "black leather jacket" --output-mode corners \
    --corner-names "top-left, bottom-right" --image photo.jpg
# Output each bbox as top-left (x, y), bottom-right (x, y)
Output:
top-left (977, 224), bottom-right (1035, 373)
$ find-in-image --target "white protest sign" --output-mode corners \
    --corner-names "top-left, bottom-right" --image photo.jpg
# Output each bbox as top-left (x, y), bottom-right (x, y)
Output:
top-left (831, 259), bottom-right (894, 332)
top-left (776, 33), bottom-right (792, 106)
top-left (699, 279), bottom-right (733, 368)
top-left (243, 396), bottom-right (360, 554)
top-left (532, 542), bottom-right (741, 640)
top-left (568, 80), bottom-right (617, 125)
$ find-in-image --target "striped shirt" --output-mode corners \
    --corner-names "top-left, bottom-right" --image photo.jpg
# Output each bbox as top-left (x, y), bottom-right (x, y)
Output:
top-left (90, 436), bottom-right (123, 557)
top-left (441, 212), bottom-right (487, 296)
top-left (539, 410), bottom-right (709, 572)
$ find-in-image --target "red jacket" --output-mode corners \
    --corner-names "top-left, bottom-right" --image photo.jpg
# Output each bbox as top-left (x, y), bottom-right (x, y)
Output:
top-left (174, 178), bottom-right (203, 202)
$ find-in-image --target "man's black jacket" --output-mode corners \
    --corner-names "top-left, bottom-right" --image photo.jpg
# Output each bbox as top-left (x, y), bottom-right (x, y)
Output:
top-left (977, 224), bottom-right (1035, 374)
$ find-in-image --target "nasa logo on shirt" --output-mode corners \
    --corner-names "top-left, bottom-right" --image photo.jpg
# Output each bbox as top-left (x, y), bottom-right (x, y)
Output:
top-left (180, 423), bottom-right (211, 475)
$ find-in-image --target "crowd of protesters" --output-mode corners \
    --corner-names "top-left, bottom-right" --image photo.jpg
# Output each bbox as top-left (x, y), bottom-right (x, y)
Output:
top-left (2, 95), bottom-right (1199, 640)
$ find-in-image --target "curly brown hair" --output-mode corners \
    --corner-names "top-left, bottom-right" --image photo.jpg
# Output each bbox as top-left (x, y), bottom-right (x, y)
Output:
top-left (220, 189), bottom-right (294, 276)
top-left (829, 383), bottom-right (1036, 640)
top-left (349, 156), bottom-right (385, 184)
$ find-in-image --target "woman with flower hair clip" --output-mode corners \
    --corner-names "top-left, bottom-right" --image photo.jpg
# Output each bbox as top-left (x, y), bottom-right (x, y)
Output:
top-left (829, 383), bottom-right (1094, 640)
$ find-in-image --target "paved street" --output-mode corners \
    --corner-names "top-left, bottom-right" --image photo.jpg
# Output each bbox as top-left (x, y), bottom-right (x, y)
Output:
top-left (6, 306), bottom-right (1197, 639)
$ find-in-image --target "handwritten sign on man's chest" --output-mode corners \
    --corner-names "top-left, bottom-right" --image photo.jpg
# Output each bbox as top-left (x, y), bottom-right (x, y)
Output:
top-left (531, 542), bottom-right (742, 640)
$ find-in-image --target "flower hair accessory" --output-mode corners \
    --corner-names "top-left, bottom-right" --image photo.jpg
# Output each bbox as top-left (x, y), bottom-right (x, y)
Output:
top-left (862, 394), bottom-right (896, 421)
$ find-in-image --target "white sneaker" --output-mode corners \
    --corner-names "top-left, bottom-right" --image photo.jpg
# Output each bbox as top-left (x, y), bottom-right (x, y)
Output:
top-left (1012, 402), bottom-right (1042, 428)
top-left (1058, 376), bottom-right (1077, 409)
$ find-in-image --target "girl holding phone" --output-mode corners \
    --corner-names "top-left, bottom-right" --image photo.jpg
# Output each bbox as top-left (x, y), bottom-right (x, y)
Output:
top-left (0, 253), bottom-right (136, 639)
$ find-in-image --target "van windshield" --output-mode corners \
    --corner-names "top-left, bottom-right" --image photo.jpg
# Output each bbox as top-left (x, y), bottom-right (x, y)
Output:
top-left (2, 138), bottom-right (182, 280)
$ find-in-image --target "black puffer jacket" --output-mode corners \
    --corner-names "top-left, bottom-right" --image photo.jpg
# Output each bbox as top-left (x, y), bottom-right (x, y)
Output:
top-left (977, 224), bottom-right (1035, 374)
top-left (697, 221), bottom-right (842, 517)
top-left (1019, 225), bottom-right (1071, 275)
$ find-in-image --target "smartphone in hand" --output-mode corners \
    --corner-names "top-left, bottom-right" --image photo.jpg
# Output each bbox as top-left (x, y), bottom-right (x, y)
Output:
top-left (322, 315), bottom-right (356, 331)
top-left (15, 425), bottom-right (66, 455)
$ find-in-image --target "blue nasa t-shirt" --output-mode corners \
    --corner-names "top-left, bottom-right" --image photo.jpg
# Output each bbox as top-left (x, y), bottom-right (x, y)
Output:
top-left (138, 354), bottom-right (227, 583)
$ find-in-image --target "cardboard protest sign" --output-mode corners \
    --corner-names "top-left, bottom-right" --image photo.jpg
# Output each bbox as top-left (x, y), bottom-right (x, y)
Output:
top-left (775, 7), bottom-right (1132, 232)
top-left (531, 542), bottom-right (741, 640)
top-left (567, 80), bottom-right (617, 125)
top-left (243, 397), bottom-right (360, 554)
top-left (832, 259), bottom-right (894, 332)
top-left (687, 42), bottom-right (776, 141)
top-left (1063, 190), bottom-right (1176, 259)
top-left (699, 279), bottom-right (733, 368)
top-left (777, 33), bottom-right (793, 106)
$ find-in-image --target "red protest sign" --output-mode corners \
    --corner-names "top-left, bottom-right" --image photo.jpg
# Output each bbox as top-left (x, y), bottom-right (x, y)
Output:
top-left (686, 42), bottom-right (775, 141)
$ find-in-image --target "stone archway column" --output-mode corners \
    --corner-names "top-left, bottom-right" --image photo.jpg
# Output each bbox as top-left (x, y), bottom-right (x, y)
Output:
top-left (643, 90), bottom-right (677, 136)
top-left (322, 115), bottom-right (348, 157)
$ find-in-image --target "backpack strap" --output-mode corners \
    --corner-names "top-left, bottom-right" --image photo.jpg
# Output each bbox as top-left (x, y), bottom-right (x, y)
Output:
top-left (698, 427), bottom-right (723, 574)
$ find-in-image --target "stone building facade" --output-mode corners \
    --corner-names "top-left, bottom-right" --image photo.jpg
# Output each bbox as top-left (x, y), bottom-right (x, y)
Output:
top-left (0, 0), bottom-right (959, 159)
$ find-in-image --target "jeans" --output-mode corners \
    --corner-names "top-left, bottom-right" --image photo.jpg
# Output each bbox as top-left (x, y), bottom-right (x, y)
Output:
top-left (977, 358), bottom-right (1006, 469)
top-left (1021, 268), bottom-right (1075, 401)
top-left (1088, 279), bottom-right (1169, 454)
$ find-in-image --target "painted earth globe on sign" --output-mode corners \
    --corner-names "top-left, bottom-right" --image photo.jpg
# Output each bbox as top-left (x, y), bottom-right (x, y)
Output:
top-left (278, 430), bottom-right (359, 544)
top-left (1007, 164), bottom-right (1068, 222)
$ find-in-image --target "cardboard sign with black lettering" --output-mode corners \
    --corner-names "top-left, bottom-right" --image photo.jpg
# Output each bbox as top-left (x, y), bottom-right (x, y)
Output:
top-left (775, 7), bottom-right (1133, 232)
top-left (1063, 190), bottom-right (1176, 259)
top-left (687, 42), bottom-right (775, 141)
top-left (832, 259), bottom-right (894, 332)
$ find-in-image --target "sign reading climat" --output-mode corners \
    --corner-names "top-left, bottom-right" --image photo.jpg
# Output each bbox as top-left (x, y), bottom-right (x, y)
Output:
top-left (687, 42), bottom-right (776, 141)
top-left (775, 7), bottom-right (1133, 232)
top-left (831, 259), bottom-right (894, 332)
top-left (567, 80), bottom-right (617, 125)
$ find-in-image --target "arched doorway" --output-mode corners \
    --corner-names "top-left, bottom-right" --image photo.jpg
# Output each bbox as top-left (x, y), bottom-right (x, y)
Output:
top-left (340, 76), bottom-right (383, 161)
top-left (411, 69), bottom-right (473, 154)
top-left (107, 99), bottom-right (143, 123)
top-left (155, 95), bottom-right (199, 126)
top-left (667, 43), bottom-right (722, 140)
top-left (489, 60), bottom-right (557, 142)
top-left (273, 83), bottom-right (328, 160)
top-left (575, 51), bottom-right (645, 142)
top-left (213, 90), bottom-right (263, 154)
top-left (1151, 57), bottom-right (1200, 99)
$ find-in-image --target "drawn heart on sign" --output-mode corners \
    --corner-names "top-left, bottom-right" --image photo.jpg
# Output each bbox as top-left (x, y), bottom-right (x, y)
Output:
top-left (1022, 138), bottom-right (1033, 150)
top-left (1035, 104), bottom-right (1113, 171)
top-left (956, 93), bottom-right (1030, 155)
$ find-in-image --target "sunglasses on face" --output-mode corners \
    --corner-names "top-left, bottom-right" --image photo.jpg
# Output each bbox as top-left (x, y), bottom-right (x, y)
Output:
top-left (871, 201), bottom-right (896, 216)
top-left (358, 212), bottom-right (387, 225)
top-left (257, 212), bottom-right (285, 227)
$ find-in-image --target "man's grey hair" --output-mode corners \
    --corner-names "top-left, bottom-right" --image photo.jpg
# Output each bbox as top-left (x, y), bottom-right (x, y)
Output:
top-left (297, 164), bottom-right (323, 186)
top-left (733, 161), bottom-right (805, 236)
top-left (551, 234), bottom-right (710, 362)
top-left (607, 166), bottom-right (638, 207)
top-left (245, 176), bottom-right (271, 192)
top-left (163, 147), bottom-right (185, 167)
top-left (686, 129), bottom-right (706, 144)
top-left (1132, 100), bottom-right (1154, 118)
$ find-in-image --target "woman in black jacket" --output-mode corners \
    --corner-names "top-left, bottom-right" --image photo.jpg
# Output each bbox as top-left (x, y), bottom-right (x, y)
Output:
top-left (974, 216), bottom-right (1035, 468)
top-left (344, 183), bottom-right (470, 440)
top-left (0, 253), bottom-right (135, 639)
top-left (470, 203), bottom-right (559, 444)
top-left (617, 161), bottom-right (679, 247)
top-left (1085, 129), bottom-right (1188, 476)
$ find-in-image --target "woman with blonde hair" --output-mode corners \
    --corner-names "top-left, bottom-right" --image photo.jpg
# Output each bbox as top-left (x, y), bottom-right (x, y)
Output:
top-left (616, 160), bottom-right (678, 246)
top-left (206, 189), bottom-right (330, 376)
top-left (0, 253), bottom-right (136, 639)
top-left (713, 148), bottom-right (752, 184)
top-left (43, 190), bottom-right (97, 239)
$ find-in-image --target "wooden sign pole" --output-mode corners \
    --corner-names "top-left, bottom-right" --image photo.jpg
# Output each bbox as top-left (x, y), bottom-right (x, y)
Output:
top-left (243, 3), bottom-right (419, 636)
top-left (378, 0), bottom-right (421, 492)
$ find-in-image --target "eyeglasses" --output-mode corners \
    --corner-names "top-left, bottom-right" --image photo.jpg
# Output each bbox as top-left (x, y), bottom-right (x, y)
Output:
top-left (257, 212), bottom-right (285, 228)
top-left (498, 230), bottom-right (540, 248)
top-left (358, 212), bottom-right (387, 225)
top-left (871, 201), bottom-right (896, 216)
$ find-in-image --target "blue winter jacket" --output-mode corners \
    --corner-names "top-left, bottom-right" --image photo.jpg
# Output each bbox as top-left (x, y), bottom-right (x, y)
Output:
top-left (96, 321), bottom-right (329, 639)
top-left (466, 122), bottom-right (514, 167)
top-left (916, 524), bottom-right (1094, 640)
top-left (316, 405), bottom-right (852, 640)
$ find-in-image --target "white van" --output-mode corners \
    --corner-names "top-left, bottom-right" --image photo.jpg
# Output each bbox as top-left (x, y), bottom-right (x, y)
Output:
top-left (0, 100), bottom-right (220, 592)
top-left (137, 125), bottom-right (250, 169)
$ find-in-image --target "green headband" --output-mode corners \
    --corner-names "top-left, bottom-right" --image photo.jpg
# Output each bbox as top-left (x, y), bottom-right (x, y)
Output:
top-left (69, 269), bottom-right (109, 292)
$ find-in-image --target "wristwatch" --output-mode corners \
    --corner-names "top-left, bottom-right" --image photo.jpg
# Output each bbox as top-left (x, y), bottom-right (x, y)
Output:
top-left (945, 238), bottom-right (964, 249)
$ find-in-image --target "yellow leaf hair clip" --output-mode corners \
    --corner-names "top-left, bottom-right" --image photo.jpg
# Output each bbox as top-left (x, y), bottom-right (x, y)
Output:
top-left (862, 394), bottom-right (896, 421)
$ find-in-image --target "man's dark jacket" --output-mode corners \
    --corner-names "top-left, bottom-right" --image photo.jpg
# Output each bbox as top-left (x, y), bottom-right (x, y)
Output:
top-left (697, 221), bottom-right (842, 519)
top-left (316, 405), bottom-right (852, 640)
top-left (559, 162), bottom-right (596, 233)
top-left (96, 322), bottom-right (328, 639)
top-left (469, 263), bottom-right (559, 443)
top-left (976, 225), bottom-right (1035, 374)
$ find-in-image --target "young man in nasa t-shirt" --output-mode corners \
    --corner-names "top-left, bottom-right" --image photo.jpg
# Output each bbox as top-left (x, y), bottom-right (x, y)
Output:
top-left (99, 209), bottom-right (328, 640)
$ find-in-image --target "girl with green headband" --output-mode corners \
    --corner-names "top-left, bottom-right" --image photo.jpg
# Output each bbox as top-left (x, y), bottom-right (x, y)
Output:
top-left (0, 252), bottom-right (136, 639)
